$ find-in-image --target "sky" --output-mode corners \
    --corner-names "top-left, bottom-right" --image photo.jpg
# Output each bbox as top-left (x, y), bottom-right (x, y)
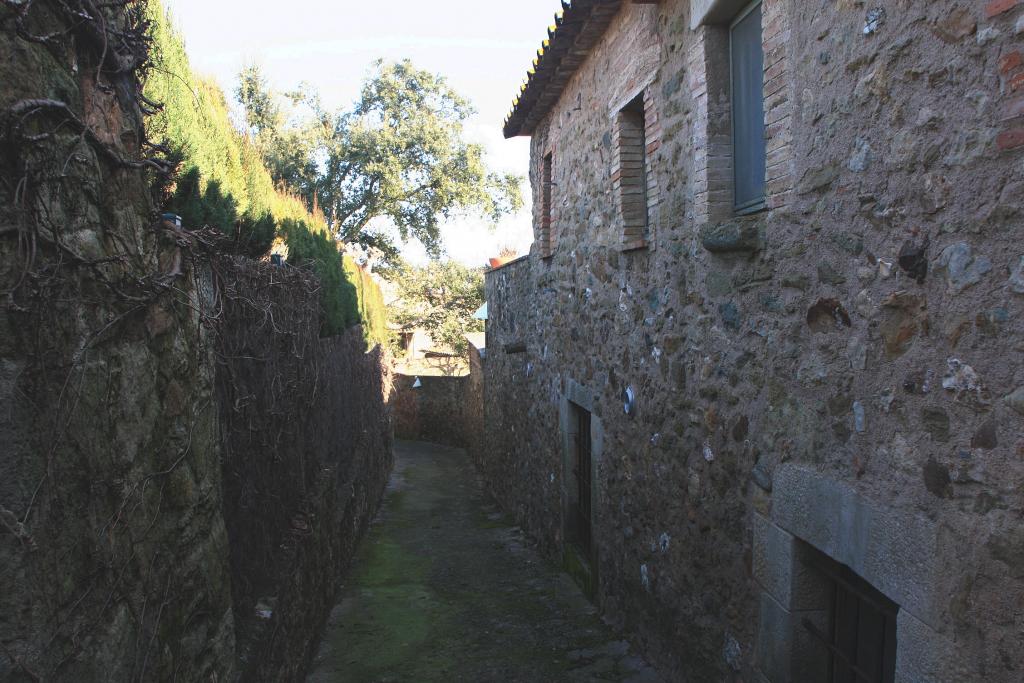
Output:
top-left (162, 0), bottom-right (559, 266)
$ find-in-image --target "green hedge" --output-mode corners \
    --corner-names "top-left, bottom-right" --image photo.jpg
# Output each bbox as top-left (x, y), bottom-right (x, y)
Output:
top-left (144, 0), bottom-right (388, 342)
top-left (344, 255), bottom-right (390, 347)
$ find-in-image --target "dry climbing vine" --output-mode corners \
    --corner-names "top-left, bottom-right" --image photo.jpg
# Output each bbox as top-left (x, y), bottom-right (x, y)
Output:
top-left (212, 254), bottom-right (395, 679)
top-left (1, 3), bottom-right (393, 680)
top-left (0, 2), bottom-right (233, 680)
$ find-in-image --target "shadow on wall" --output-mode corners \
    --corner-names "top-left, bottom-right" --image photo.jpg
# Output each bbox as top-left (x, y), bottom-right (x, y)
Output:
top-left (215, 257), bottom-right (394, 681)
top-left (391, 346), bottom-right (484, 449)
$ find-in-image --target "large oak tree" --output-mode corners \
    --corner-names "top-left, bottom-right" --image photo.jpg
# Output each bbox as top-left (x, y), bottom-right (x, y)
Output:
top-left (237, 60), bottom-right (522, 266)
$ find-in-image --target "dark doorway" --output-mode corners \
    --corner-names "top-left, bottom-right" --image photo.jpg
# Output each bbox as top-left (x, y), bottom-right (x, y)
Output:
top-left (570, 403), bottom-right (593, 557)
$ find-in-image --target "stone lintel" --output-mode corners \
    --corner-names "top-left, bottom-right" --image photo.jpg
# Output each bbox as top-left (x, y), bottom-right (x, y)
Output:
top-left (894, 610), bottom-right (971, 683)
top-left (770, 464), bottom-right (944, 630)
top-left (565, 377), bottom-right (596, 412)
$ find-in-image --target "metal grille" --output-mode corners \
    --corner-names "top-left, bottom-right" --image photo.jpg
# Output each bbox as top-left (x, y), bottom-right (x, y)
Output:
top-left (573, 406), bottom-right (592, 556)
top-left (801, 555), bottom-right (898, 683)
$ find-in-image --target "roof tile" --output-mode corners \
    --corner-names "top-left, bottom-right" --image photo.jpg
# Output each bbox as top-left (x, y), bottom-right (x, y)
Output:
top-left (503, 0), bottom-right (623, 137)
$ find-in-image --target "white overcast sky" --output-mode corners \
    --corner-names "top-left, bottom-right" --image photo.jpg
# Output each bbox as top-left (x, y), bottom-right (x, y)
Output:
top-left (162, 0), bottom-right (559, 266)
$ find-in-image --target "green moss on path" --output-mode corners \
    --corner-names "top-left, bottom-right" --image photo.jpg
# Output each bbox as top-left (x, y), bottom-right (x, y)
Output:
top-left (308, 441), bottom-right (660, 682)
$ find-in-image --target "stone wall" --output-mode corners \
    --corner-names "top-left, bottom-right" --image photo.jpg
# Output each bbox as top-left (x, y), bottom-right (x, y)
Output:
top-left (214, 258), bottom-right (394, 681)
top-left (392, 372), bottom-right (473, 448)
top-left (483, 1), bottom-right (1024, 681)
top-left (0, 6), bottom-right (394, 680)
top-left (0, 4), bottom-right (233, 679)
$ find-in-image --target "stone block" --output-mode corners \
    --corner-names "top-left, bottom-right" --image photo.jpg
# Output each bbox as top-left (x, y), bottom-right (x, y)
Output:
top-left (1009, 255), bottom-right (1024, 294)
top-left (772, 465), bottom-right (943, 629)
top-left (753, 514), bottom-right (794, 606)
top-left (566, 377), bottom-right (596, 411)
top-left (895, 610), bottom-right (977, 683)
top-left (755, 592), bottom-right (831, 683)
top-left (699, 219), bottom-right (764, 253)
top-left (1005, 385), bottom-right (1024, 415)
top-left (985, 0), bottom-right (1023, 19)
top-left (754, 592), bottom-right (792, 682)
top-left (936, 242), bottom-right (992, 294)
top-left (997, 128), bottom-right (1024, 151)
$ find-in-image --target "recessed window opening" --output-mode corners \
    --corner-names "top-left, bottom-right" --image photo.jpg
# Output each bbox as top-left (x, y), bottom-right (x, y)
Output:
top-left (730, 0), bottom-right (766, 214)
top-left (616, 94), bottom-right (649, 238)
top-left (541, 152), bottom-right (553, 257)
top-left (801, 544), bottom-right (899, 683)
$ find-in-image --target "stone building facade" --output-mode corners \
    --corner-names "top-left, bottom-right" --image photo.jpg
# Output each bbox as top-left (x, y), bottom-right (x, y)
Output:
top-left (480, 1), bottom-right (1024, 681)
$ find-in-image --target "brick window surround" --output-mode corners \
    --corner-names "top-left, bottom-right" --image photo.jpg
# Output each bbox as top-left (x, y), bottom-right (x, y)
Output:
top-left (539, 151), bottom-right (555, 258)
top-left (611, 87), bottom-right (662, 250)
top-left (689, 0), bottom-right (794, 224)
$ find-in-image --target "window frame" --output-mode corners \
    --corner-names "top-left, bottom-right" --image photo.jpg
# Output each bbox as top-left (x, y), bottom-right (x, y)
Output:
top-left (729, 0), bottom-right (767, 215)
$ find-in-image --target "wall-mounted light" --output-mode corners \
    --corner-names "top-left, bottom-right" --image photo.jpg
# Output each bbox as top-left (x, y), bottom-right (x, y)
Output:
top-left (623, 386), bottom-right (636, 416)
top-left (161, 213), bottom-right (182, 227)
top-left (412, 377), bottom-right (422, 389)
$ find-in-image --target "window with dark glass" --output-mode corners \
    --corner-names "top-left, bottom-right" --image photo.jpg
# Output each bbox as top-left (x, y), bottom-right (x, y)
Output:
top-left (730, 0), bottom-right (766, 213)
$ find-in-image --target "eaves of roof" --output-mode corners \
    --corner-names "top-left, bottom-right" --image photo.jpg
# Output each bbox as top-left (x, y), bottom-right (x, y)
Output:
top-left (503, 0), bottom-right (626, 138)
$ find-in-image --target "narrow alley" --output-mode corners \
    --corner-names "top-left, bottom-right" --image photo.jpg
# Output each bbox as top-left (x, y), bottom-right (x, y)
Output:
top-left (4, 1), bottom-right (1023, 680)
top-left (308, 441), bottom-right (660, 683)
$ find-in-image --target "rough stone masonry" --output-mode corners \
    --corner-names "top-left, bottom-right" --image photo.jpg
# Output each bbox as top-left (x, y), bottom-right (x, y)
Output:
top-left (479, 1), bottom-right (1024, 681)
top-left (0, 4), bottom-right (393, 680)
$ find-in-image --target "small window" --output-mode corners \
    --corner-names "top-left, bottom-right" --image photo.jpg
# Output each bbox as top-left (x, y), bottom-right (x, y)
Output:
top-left (801, 546), bottom-right (898, 683)
top-left (615, 94), bottom-right (649, 241)
top-left (730, 1), bottom-right (766, 214)
top-left (540, 152), bottom-right (554, 257)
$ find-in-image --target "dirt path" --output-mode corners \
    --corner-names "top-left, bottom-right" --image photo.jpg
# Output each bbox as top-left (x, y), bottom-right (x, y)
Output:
top-left (307, 441), bottom-right (660, 683)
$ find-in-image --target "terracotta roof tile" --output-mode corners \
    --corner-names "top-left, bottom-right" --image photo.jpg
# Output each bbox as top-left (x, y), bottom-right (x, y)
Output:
top-left (503, 0), bottom-right (624, 138)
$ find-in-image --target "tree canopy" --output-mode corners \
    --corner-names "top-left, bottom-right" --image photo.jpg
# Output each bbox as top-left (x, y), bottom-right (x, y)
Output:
top-left (392, 261), bottom-right (485, 356)
top-left (236, 60), bottom-right (523, 266)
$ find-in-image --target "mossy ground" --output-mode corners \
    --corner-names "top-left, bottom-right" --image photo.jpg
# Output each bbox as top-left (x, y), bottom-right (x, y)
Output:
top-left (308, 441), bottom-right (660, 682)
